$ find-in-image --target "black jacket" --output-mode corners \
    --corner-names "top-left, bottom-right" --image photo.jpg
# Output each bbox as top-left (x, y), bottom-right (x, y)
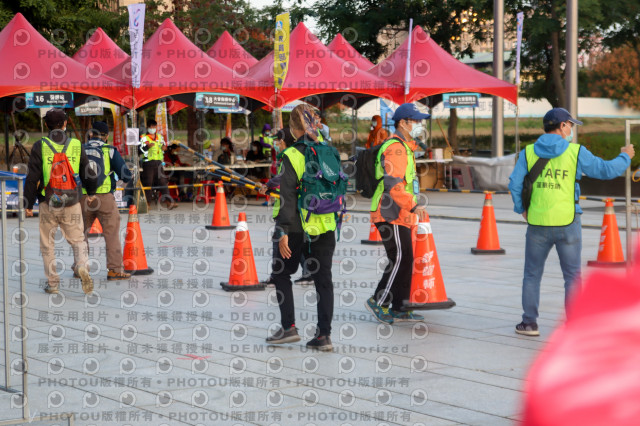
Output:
top-left (277, 137), bottom-right (310, 236)
top-left (24, 131), bottom-right (97, 209)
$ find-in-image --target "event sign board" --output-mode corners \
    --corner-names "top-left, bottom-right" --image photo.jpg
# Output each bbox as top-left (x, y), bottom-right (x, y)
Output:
top-left (75, 105), bottom-right (103, 116)
top-left (443, 93), bottom-right (480, 109)
top-left (194, 92), bottom-right (239, 109)
top-left (25, 92), bottom-right (73, 109)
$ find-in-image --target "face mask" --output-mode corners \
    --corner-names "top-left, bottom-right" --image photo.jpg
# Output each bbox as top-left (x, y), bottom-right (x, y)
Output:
top-left (252, 146), bottom-right (258, 152)
top-left (264, 131), bottom-right (270, 136)
top-left (564, 125), bottom-right (574, 143)
top-left (148, 128), bottom-right (156, 135)
top-left (409, 122), bottom-right (424, 139)
top-left (371, 121), bottom-right (377, 130)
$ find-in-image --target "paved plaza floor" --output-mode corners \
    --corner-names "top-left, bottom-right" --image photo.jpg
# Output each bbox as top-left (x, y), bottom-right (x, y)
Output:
top-left (0, 192), bottom-right (635, 425)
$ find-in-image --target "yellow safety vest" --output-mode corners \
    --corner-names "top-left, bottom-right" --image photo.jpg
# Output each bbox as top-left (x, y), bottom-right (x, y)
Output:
top-left (370, 138), bottom-right (417, 212)
top-left (141, 134), bottom-right (164, 161)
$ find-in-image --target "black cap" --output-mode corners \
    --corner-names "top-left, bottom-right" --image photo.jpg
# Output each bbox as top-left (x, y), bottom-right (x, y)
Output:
top-left (44, 108), bottom-right (68, 130)
top-left (276, 128), bottom-right (295, 147)
top-left (91, 121), bottom-right (109, 135)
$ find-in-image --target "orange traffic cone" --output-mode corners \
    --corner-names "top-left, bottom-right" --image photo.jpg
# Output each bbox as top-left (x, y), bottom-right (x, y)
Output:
top-left (122, 205), bottom-right (153, 275)
top-left (361, 221), bottom-right (384, 245)
top-left (403, 215), bottom-right (455, 311)
top-left (220, 212), bottom-right (265, 291)
top-left (88, 218), bottom-right (103, 237)
top-left (206, 182), bottom-right (234, 230)
top-left (587, 199), bottom-right (625, 267)
top-left (471, 192), bottom-right (505, 255)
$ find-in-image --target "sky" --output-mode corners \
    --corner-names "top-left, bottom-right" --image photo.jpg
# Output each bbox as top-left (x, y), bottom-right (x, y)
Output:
top-left (247, 0), bottom-right (319, 32)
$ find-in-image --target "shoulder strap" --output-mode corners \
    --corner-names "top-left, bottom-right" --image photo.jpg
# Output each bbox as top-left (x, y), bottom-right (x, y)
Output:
top-left (529, 157), bottom-right (550, 181)
top-left (41, 136), bottom-right (71, 154)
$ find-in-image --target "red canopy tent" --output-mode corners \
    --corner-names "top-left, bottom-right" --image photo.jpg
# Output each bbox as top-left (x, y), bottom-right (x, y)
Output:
top-left (370, 26), bottom-right (518, 105)
top-left (327, 33), bottom-right (374, 71)
top-left (0, 13), bottom-right (130, 106)
top-left (105, 19), bottom-right (271, 110)
top-left (206, 30), bottom-right (258, 76)
top-left (72, 27), bottom-right (129, 73)
top-left (246, 23), bottom-right (402, 109)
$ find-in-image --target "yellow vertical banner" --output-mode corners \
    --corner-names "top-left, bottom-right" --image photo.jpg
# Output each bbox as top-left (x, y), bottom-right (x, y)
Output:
top-left (155, 101), bottom-right (169, 145)
top-left (110, 104), bottom-right (126, 155)
top-left (274, 13), bottom-right (290, 90)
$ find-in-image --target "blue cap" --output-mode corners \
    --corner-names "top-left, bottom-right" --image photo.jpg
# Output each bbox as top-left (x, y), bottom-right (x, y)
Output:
top-left (392, 103), bottom-right (430, 121)
top-left (543, 108), bottom-right (583, 126)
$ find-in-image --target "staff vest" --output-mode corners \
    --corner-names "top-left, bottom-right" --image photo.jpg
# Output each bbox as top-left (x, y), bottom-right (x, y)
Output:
top-left (370, 138), bottom-right (418, 212)
top-left (41, 137), bottom-right (81, 196)
top-left (526, 143), bottom-right (579, 226)
top-left (141, 134), bottom-right (164, 161)
top-left (282, 146), bottom-right (337, 235)
top-left (261, 135), bottom-right (274, 156)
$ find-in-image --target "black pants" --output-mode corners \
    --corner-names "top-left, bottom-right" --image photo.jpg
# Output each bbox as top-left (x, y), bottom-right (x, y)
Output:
top-left (272, 231), bottom-right (336, 336)
top-left (141, 160), bottom-right (169, 202)
top-left (373, 222), bottom-right (413, 310)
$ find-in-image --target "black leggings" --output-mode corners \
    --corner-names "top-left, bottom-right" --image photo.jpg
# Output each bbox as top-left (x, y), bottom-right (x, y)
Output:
top-left (372, 222), bottom-right (413, 309)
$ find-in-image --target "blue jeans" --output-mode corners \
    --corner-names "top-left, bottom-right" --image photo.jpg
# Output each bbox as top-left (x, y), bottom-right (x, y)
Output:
top-left (522, 215), bottom-right (582, 324)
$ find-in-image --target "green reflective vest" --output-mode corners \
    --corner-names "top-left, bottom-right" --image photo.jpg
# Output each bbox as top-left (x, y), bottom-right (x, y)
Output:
top-left (283, 146), bottom-right (337, 235)
top-left (41, 137), bottom-right (82, 196)
top-left (262, 135), bottom-right (274, 156)
top-left (370, 138), bottom-right (417, 212)
top-left (526, 143), bottom-right (579, 226)
top-left (271, 147), bottom-right (294, 220)
top-left (141, 134), bottom-right (164, 161)
top-left (82, 145), bottom-right (112, 195)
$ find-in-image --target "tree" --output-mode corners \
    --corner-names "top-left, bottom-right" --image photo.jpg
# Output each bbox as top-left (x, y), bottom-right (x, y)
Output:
top-left (589, 46), bottom-right (640, 110)
top-left (312, 0), bottom-right (494, 149)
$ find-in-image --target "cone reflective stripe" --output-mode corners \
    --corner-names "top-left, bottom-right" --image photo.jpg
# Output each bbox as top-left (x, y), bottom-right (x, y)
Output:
top-left (88, 218), bottom-right (103, 237)
top-left (403, 215), bottom-right (455, 311)
top-left (587, 199), bottom-right (625, 267)
top-left (361, 221), bottom-right (383, 245)
top-left (206, 182), bottom-right (234, 230)
top-left (471, 192), bottom-right (505, 254)
top-left (122, 205), bottom-right (153, 275)
top-left (220, 212), bottom-right (265, 291)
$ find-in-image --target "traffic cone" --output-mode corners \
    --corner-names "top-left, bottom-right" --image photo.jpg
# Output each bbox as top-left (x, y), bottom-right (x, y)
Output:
top-left (122, 205), bottom-right (154, 275)
top-left (220, 212), bottom-right (265, 291)
top-left (403, 215), bottom-right (455, 311)
top-left (587, 199), bottom-right (625, 267)
top-left (471, 192), bottom-right (505, 255)
top-left (206, 182), bottom-right (234, 230)
top-left (361, 222), bottom-right (384, 245)
top-left (88, 218), bottom-right (103, 238)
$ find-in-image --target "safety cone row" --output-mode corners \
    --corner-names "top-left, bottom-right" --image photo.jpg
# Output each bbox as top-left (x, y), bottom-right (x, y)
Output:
top-left (361, 222), bottom-right (384, 245)
top-left (122, 205), bottom-right (154, 275)
top-left (471, 192), bottom-right (505, 255)
top-left (220, 212), bottom-right (265, 291)
top-left (206, 182), bottom-right (234, 230)
top-left (403, 214), bottom-right (455, 311)
top-left (587, 199), bottom-right (626, 267)
top-left (88, 218), bottom-right (103, 238)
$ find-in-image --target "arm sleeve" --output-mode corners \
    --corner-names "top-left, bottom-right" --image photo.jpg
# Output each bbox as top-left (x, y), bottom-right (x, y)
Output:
top-left (24, 140), bottom-right (43, 209)
top-left (577, 146), bottom-right (630, 180)
top-left (266, 174), bottom-right (281, 189)
top-left (508, 150), bottom-right (529, 214)
top-left (277, 155), bottom-right (300, 235)
top-left (382, 143), bottom-right (417, 212)
top-left (111, 150), bottom-right (133, 183)
top-left (79, 147), bottom-right (98, 196)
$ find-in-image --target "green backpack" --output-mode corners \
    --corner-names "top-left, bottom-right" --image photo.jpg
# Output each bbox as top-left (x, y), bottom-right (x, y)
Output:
top-left (296, 140), bottom-right (348, 235)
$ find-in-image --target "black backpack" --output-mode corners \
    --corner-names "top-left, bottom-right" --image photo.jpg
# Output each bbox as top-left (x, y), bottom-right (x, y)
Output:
top-left (355, 143), bottom-right (386, 198)
top-left (84, 140), bottom-right (115, 188)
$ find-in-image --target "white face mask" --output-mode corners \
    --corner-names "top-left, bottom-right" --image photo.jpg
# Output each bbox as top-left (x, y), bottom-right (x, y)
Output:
top-left (252, 146), bottom-right (258, 152)
top-left (148, 128), bottom-right (157, 135)
top-left (409, 121), bottom-right (424, 139)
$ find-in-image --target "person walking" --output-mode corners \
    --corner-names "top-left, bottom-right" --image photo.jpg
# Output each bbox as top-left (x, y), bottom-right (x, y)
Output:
top-left (265, 105), bottom-right (340, 351)
top-left (139, 119), bottom-right (176, 210)
top-left (79, 121), bottom-right (132, 281)
top-left (24, 108), bottom-right (97, 294)
top-left (365, 103), bottom-right (430, 324)
top-left (509, 108), bottom-right (635, 336)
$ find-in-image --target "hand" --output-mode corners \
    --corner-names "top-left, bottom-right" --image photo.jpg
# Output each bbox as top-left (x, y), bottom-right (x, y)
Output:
top-left (258, 185), bottom-right (267, 195)
top-left (87, 195), bottom-right (96, 203)
top-left (522, 212), bottom-right (527, 221)
top-left (622, 145), bottom-right (636, 159)
top-left (414, 205), bottom-right (428, 222)
top-left (25, 209), bottom-right (33, 217)
top-left (279, 234), bottom-right (291, 259)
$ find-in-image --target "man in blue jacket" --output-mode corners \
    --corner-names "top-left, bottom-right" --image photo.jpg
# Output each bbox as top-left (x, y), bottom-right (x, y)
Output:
top-left (509, 108), bottom-right (635, 336)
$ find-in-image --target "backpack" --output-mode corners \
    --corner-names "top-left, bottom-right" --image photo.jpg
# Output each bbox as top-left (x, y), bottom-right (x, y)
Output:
top-left (355, 143), bottom-right (386, 198)
top-left (84, 140), bottom-right (115, 188)
top-left (42, 137), bottom-right (82, 208)
top-left (522, 157), bottom-right (550, 211)
top-left (296, 140), bottom-right (348, 231)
